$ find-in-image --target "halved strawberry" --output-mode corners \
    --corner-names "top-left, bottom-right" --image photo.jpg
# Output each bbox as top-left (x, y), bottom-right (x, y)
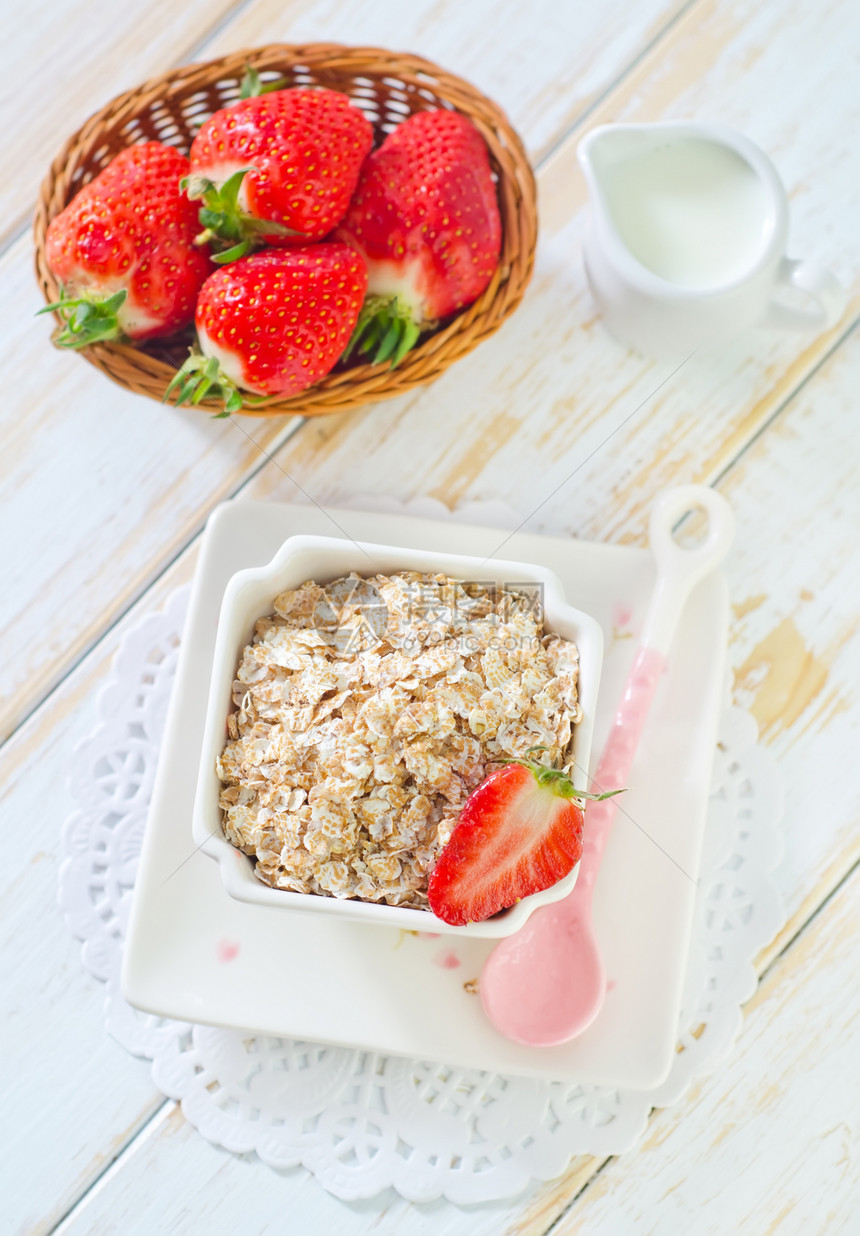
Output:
top-left (428, 758), bottom-right (618, 926)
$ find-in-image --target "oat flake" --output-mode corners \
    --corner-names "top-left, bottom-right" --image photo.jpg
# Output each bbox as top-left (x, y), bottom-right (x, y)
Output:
top-left (217, 572), bottom-right (582, 909)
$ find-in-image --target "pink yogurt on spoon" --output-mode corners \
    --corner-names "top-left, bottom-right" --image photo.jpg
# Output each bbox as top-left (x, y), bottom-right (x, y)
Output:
top-left (480, 485), bottom-right (735, 1047)
top-left (480, 647), bottom-right (666, 1044)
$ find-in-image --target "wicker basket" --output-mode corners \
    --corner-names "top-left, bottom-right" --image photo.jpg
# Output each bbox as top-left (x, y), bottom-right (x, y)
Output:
top-left (34, 43), bottom-right (538, 418)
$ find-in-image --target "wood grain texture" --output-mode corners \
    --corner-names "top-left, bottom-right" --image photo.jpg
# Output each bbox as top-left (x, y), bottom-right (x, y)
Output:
top-left (550, 867), bottom-right (860, 1235)
top-left (0, 252), bottom-right (303, 740)
top-left (11, 330), bottom-right (860, 1235)
top-left (1, 0), bottom-right (689, 743)
top-left (0, 559), bottom-right (555, 1234)
top-left (5, 0), bottom-right (860, 1231)
top-left (0, 0), bottom-right (240, 249)
top-left (240, 332), bottom-right (860, 942)
top-left (244, 0), bottom-right (860, 558)
top-left (0, 560), bottom-right (191, 1235)
top-left (534, 325), bottom-right (860, 1236)
top-left (55, 1101), bottom-right (539, 1236)
top-left (195, 0), bottom-right (691, 164)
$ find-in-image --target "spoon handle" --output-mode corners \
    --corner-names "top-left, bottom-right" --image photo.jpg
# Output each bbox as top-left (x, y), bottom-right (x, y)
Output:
top-left (577, 485), bottom-right (735, 908)
top-left (577, 644), bottom-right (666, 910)
top-left (479, 487), bottom-right (735, 1048)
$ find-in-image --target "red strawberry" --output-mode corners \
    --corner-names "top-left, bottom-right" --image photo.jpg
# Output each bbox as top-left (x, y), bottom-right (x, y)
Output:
top-left (428, 758), bottom-right (619, 926)
top-left (42, 142), bottom-right (211, 347)
top-left (165, 244), bottom-right (367, 411)
top-left (186, 87), bottom-right (373, 261)
top-left (336, 109), bottom-right (502, 367)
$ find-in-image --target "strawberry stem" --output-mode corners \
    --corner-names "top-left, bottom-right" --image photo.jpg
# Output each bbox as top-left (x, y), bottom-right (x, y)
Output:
top-left (498, 754), bottom-right (626, 803)
top-left (211, 239), bottom-right (253, 265)
top-left (345, 295), bottom-right (423, 368)
top-left (163, 350), bottom-right (245, 415)
top-left (239, 66), bottom-right (289, 99)
top-left (37, 288), bottom-right (128, 349)
top-left (183, 170), bottom-right (301, 261)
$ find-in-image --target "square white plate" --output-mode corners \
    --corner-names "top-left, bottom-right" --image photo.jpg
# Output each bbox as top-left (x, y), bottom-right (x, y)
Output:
top-left (123, 499), bottom-right (728, 1089)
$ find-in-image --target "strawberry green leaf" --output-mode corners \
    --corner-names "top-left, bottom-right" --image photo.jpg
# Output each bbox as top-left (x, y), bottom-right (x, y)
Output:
top-left (496, 754), bottom-right (626, 803)
top-left (243, 215), bottom-right (294, 238)
top-left (390, 318), bottom-right (421, 367)
top-left (211, 239), bottom-right (253, 265)
top-left (187, 169), bottom-right (303, 258)
top-left (198, 207), bottom-right (227, 230)
top-left (361, 317), bottom-right (385, 354)
top-left (373, 316), bottom-right (402, 365)
top-left (345, 295), bottom-right (423, 369)
top-left (239, 66), bottom-right (288, 100)
top-left (219, 170), bottom-right (247, 212)
top-left (38, 288), bottom-right (128, 349)
top-left (163, 350), bottom-right (243, 415)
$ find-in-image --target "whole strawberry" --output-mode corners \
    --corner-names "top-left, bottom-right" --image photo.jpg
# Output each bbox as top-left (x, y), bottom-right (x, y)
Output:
top-left (187, 86), bottom-right (373, 261)
top-left (165, 244), bottom-right (367, 411)
top-left (428, 757), bottom-right (619, 926)
top-left (42, 142), bottom-right (211, 347)
top-left (336, 109), bottom-right (502, 367)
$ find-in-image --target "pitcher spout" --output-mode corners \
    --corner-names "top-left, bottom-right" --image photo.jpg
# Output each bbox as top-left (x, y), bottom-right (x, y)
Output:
top-left (577, 123), bottom-right (669, 190)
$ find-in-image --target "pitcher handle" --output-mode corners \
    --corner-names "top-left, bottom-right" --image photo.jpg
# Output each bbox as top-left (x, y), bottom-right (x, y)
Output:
top-left (763, 257), bottom-right (846, 332)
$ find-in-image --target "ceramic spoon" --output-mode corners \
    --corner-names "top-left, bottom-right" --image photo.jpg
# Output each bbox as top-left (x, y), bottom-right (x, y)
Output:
top-left (479, 484), bottom-right (735, 1046)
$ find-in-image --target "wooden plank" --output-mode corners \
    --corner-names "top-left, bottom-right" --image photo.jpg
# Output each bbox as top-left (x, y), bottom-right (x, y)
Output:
top-left (0, 0), bottom-right (240, 249)
top-left (0, 554), bottom-right (193, 1236)
top-left (15, 328), bottom-right (860, 1235)
top-left (53, 1103), bottom-right (539, 1236)
top-left (7, 0), bottom-right (860, 1229)
top-left (719, 330), bottom-right (860, 969)
top-left (244, 0), bottom-right (860, 559)
top-left (550, 868), bottom-right (860, 1235)
top-left (0, 248), bottom-right (303, 736)
top-left (247, 317), bottom-right (860, 1038)
top-left (1, 0), bottom-right (689, 742)
top-left (195, 0), bottom-right (692, 164)
top-left (46, 278), bottom-right (860, 1236)
top-left (514, 288), bottom-right (860, 1235)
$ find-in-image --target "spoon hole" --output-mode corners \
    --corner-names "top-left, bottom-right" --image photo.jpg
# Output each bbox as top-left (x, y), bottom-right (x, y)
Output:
top-left (671, 502), bottom-right (711, 550)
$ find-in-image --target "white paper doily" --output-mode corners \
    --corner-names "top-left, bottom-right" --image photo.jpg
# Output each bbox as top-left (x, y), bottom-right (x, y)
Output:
top-left (59, 503), bottom-right (785, 1205)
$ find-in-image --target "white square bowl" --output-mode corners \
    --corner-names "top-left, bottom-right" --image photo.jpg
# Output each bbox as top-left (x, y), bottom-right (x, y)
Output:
top-left (192, 534), bottom-right (604, 937)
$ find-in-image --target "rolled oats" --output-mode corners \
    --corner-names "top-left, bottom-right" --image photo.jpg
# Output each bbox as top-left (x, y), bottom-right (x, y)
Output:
top-left (217, 572), bottom-right (583, 910)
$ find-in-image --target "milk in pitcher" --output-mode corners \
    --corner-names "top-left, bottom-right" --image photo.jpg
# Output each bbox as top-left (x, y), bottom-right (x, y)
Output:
top-left (600, 136), bottom-right (771, 289)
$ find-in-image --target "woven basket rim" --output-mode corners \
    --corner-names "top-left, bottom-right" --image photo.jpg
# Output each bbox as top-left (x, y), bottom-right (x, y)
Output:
top-left (34, 42), bottom-right (538, 418)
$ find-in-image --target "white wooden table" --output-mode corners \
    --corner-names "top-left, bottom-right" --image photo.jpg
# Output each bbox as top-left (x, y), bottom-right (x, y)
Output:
top-left (3, 1), bottom-right (859, 1231)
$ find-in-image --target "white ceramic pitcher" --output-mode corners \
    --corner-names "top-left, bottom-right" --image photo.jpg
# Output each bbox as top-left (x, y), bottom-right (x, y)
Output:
top-left (578, 121), bottom-right (845, 359)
